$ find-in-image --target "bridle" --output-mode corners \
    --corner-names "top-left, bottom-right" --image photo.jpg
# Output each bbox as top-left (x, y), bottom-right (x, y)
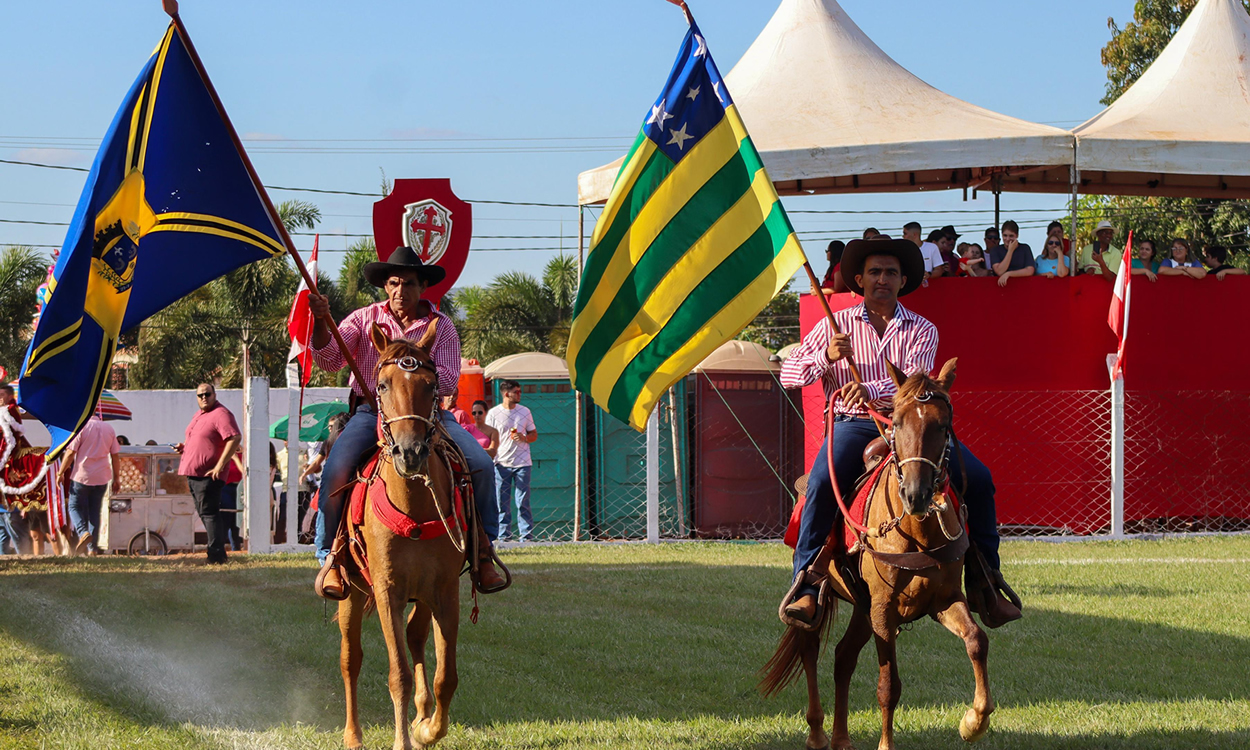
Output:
top-left (376, 352), bottom-right (440, 473)
top-left (890, 389), bottom-right (954, 505)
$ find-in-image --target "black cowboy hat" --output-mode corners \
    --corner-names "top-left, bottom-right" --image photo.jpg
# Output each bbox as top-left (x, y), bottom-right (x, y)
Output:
top-left (839, 238), bottom-right (925, 297)
top-left (363, 246), bottom-right (447, 288)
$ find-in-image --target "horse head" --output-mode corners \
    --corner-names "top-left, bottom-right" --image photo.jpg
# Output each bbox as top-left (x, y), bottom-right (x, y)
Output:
top-left (887, 357), bottom-right (957, 516)
top-left (371, 320), bottom-right (440, 480)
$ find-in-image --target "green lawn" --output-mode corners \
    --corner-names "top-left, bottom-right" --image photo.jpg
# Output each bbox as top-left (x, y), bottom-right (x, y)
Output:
top-left (1, 538), bottom-right (1248, 749)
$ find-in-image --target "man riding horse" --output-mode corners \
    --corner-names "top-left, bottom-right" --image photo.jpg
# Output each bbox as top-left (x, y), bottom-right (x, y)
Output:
top-left (779, 238), bottom-right (1022, 628)
top-left (308, 246), bottom-right (506, 598)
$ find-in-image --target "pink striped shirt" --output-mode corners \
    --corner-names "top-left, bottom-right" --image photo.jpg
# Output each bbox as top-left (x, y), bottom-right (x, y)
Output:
top-left (779, 302), bottom-right (938, 417)
top-left (311, 301), bottom-right (461, 397)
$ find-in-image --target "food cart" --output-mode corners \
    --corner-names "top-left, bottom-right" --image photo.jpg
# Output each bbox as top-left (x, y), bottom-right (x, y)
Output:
top-left (101, 446), bottom-right (203, 555)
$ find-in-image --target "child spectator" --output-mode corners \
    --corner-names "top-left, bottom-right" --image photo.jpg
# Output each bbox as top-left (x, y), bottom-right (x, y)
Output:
top-left (1202, 245), bottom-right (1248, 281)
top-left (990, 220), bottom-right (1036, 286)
top-left (1036, 235), bottom-right (1069, 278)
top-left (1046, 220), bottom-right (1072, 255)
top-left (1131, 239), bottom-right (1160, 282)
top-left (1159, 238), bottom-right (1207, 279)
top-left (960, 243), bottom-right (990, 277)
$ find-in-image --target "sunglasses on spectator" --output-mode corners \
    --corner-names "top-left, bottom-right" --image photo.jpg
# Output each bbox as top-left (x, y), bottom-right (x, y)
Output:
top-left (196, 393), bottom-right (212, 399)
top-left (1047, 240), bottom-right (1061, 246)
top-left (472, 410), bottom-right (485, 415)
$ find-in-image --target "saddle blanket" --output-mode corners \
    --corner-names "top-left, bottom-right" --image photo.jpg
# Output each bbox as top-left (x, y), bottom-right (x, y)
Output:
top-left (348, 449), bottom-right (467, 541)
top-left (783, 458), bottom-right (891, 551)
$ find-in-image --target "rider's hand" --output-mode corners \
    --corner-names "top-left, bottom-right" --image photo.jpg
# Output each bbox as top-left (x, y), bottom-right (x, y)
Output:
top-left (825, 333), bottom-right (852, 364)
top-left (308, 292), bottom-right (331, 320)
top-left (838, 381), bottom-right (869, 409)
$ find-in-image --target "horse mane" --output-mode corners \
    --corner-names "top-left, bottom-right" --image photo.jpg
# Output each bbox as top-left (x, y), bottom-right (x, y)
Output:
top-left (894, 370), bottom-right (945, 408)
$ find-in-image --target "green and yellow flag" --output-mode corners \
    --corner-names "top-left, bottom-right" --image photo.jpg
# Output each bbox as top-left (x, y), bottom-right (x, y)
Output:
top-left (568, 17), bottom-right (805, 430)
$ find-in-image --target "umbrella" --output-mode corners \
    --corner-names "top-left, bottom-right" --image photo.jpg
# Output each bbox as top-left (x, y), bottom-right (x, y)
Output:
top-left (10, 383), bottom-right (131, 421)
top-left (269, 401), bottom-right (350, 442)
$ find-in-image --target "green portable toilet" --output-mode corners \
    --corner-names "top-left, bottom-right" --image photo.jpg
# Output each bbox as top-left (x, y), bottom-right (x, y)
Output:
top-left (586, 382), bottom-right (689, 540)
top-left (485, 353), bottom-right (581, 541)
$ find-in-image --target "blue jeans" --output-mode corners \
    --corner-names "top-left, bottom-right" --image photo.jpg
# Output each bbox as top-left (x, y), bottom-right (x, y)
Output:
top-left (67, 481), bottom-right (107, 550)
top-left (315, 406), bottom-right (499, 563)
top-left (0, 511), bottom-right (15, 555)
top-left (495, 465), bottom-right (533, 541)
top-left (792, 416), bottom-right (1000, 592)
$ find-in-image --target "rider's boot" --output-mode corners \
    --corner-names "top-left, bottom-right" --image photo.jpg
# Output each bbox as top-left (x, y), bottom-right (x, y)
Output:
top-left (475, 527), bottom-right (510, 594)
top-left (965, 542), bottom-right (1022, 628)
top-left (314, 537), bottom-right (350, 601)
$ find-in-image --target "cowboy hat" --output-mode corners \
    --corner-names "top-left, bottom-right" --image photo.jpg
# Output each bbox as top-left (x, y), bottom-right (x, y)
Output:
top-left (363, 246), bottom-right (447, 288)
top-left (839, 238), bottom-right (925, 297)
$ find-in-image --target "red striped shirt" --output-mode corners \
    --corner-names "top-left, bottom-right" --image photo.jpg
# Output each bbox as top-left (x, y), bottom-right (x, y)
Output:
top-left (779, 302), bottom-right (938, 417)
top-left (311, 301), bottom-right (461, 398)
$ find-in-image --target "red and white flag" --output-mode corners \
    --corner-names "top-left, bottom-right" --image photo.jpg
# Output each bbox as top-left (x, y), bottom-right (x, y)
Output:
top-left (287, 235), bottom-right (319, 387)
top-left (1108, 230), bottom-right (1132, 382)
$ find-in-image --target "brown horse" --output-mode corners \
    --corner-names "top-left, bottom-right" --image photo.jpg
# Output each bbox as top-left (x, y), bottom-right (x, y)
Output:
top-left (762, 358), bottom-right (993, 750)
top-left (337, 322), bottom-right (467, 750)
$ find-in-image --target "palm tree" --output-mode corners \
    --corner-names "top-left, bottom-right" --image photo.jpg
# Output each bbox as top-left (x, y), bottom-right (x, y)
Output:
top-left (0, 246), bottom-right (51, 376)
top-left (458, 253), bottom-right (578, 364)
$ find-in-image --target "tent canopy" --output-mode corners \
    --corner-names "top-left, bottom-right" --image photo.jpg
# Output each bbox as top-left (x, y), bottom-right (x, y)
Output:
top-left (578, 0), bottom-right (1071, 205)
top-left (484, 352), bottom-right (569, 380)
top-left (693, 340), bottom-right (779, 373)
top-left (1071, 0), bottom-right (1250, 198)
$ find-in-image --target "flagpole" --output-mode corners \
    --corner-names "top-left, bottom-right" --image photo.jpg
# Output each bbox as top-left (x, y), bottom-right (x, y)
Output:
top-left (162, 1), bottom-right (374, 401)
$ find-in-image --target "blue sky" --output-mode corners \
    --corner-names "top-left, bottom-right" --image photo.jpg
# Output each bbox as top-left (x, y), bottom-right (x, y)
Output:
top-left (1, 0), bottom-right (1133, 287)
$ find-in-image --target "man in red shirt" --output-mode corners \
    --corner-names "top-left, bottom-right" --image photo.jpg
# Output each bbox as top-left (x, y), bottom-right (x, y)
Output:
top-left (176, 383), bottom-right (241, 564)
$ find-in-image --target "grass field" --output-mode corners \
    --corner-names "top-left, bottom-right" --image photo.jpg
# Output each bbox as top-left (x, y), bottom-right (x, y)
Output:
top-left (1, 537), bottom-right (1249, 750)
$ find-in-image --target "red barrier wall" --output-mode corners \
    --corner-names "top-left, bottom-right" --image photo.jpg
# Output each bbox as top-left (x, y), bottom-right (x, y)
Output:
top-left (799, 275), bottom-right (1250, 532)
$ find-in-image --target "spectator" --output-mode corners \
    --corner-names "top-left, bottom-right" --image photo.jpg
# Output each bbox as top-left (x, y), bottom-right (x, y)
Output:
top-left (1158, 238), bottom-right (1207, 279)
top-left (862, 227), bottom-right (880, 240)
top-left (1046, 220), bottom-right (1072, 255)
top-left (270, 442), bottom-right (287, 545)
top-left (821, 240), bottom-right (847, 293)
top-left (1078, 220), bottom-right (1122, 278)
top-left (1131, 239), bottom-right (1160, 282)
top-left (57, 410), bottom-right (120, 555)
top-left (990, 220), bottom-right (1036, 286)
top-left (470, 399), bottom-right (499, 459)
top-left (983, 226), bottom-right (1001, 259)
top-left (116, 435), bottom-right (130, 446)
top-left (1202, 245), bottom-right (1247, 281)
top-left (486, 380), bottom-right (538, 543)
top-left (1035, 235), bottom-right (1069, 278)
top-left (441, 386), bottom-right (473, 428)
top-left (144, 439), bottom-right (158, 446)
top-left (302, 412), bottom-right (349, 543)
top-left (175, 383), bottom-right (241, 564)
top-left (960, 243), bottom-right (991, 277)
top-left (221, 450), bottom-right (244, 551)
top-left (0, 499), bottom-right (15, 555)
top-left (939, 225), bottom-right (962, 275)
top-left (915, 227), bottom-right (946, 280)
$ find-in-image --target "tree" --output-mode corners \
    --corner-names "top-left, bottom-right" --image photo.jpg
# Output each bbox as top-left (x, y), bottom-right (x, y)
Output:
top-left (739, 290), bottom-right (800, 353)
top-left (0, 246), bottom-right (51, 376)
top-left (457, 254), bottom-right (577, 364)
top-left (1091, 1), bottom-right (1250, 264)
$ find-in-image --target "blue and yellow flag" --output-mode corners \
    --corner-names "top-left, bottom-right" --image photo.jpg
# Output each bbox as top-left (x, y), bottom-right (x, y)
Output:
top-left (21, 22), bottom-right (286, 457)
top-left (567, 18), bottom-right (805, 430)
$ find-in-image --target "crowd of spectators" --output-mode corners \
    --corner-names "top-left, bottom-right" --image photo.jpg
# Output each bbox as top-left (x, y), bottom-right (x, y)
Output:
top-left (820, 219), bottom-right (1247, 291)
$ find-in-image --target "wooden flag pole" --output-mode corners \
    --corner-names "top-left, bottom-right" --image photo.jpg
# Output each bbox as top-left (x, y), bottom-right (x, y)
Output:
top-left (801, 262), bottom-right (865, 385)
top-left (162, 0), bottom-right (374, 401)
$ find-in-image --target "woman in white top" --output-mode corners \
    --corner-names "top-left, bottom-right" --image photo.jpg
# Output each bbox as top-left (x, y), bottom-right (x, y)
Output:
top-left (1158, 238), bottom-right (1207, 279)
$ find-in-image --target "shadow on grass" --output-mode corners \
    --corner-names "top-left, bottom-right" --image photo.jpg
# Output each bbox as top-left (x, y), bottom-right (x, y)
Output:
top-left (0, 556), bottom-right (1247, 741)
top-left (715, 727), bottom-right (1250, 750)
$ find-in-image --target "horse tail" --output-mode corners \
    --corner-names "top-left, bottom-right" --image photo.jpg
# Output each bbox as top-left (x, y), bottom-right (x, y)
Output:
top-left (758, 604), bottom-right (836, 697)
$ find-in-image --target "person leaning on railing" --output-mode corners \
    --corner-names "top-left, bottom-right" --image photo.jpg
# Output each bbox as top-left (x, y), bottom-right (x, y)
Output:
top-left (1158, 238), bottom-right (1207, 279)
top-left (1202, 245), bottom-right (1248, 281)
top-left (989, 220), bottom-right (1036, 287)
top-left (1035, 235), bottom-right (1070, 278)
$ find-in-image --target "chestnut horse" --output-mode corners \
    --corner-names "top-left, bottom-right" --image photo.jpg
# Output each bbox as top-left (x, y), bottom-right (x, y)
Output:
top-left (337, 322), bottom-right (467, 750)
top-left (762, 358), bottom-right (993, 750)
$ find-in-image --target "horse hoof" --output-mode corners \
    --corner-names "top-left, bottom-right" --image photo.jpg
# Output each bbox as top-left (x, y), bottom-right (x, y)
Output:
top-left (959, 708), bottom-right (990, 742)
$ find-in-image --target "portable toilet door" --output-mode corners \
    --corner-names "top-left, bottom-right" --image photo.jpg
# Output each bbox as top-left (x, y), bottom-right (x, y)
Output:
top-left (486, 353), bottom-right (580, 541)
top-left (691, 340), bottom-right (793, 538)
top-left (586, 381), bottom-right (688, 540)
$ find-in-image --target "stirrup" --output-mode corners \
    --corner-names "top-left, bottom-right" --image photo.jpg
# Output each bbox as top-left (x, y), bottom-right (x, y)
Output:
top-left (473, 545), bottom-right (513, 594)
top-left (778, 570), bottom-right (832, 632)
top-left (314, 552), bottom-right (350, 601)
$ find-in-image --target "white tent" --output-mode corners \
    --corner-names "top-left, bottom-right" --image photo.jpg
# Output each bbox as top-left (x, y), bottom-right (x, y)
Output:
top-left (1068, 0), bottom-right (1250, 198)
top-left (693, 340), bottom-right (779, 373)
top-left (578, 0), bottom-right (1072, 205)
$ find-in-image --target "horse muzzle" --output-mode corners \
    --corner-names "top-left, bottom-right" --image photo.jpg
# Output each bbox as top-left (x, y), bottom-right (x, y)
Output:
top-left (899, 476), bottom-right (935, 517)
top-left (392, 444), bottom-right (430, 479)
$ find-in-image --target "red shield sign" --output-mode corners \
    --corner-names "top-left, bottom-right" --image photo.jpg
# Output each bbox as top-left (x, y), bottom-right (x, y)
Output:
top-left (373, 179), bottom-right (471, 304)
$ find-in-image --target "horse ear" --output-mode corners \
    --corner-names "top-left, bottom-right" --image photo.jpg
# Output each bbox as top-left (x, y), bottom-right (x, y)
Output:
top-left (936, 357), bottom-right (958, 392)
top-left (369, 322), bottom-right (390, 354)
top-left (416, 317), bottom-right (438, 351)
top-left (885, 359), bottom-right (907, 389)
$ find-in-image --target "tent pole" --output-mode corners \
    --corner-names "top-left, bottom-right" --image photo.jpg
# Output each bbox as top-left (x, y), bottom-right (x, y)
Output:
top-left (1070, 151), bottom-right (1080, 274)
top-left (993, 179), bottom-right (1001, 228)
top-left (573, 205), bottom-right (585, 542)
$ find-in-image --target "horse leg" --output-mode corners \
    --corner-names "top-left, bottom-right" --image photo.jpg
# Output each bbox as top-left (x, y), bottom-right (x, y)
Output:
top-left (831, 610), bottom-right (873, 750)
top-left (935, 599), bottom-right (994, 742)
top-left (800, 629), bottom-right (828, 750)
top-left (376, 591), bottom-right (415, 750)
top-left (406, 601), bottom-right (434, 732)
top-left (872, 629), bottom-right (901, 750)
top-left (338, 588), bottom-right (368, 750)
top-left (414, 579), bottom-right (460, 748)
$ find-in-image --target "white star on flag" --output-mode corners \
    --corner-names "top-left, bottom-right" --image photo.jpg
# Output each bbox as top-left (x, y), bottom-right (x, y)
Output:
top-left (667, 123), bottom-right (693, 150)
top-left (647, 99), bottom-right (674, 129)
top-left (686, 85), bottom-right (700, 102)
top-left (712, 81), bottom-right (723, 102)
top-left (693, 34), bottom-right (706, 57)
